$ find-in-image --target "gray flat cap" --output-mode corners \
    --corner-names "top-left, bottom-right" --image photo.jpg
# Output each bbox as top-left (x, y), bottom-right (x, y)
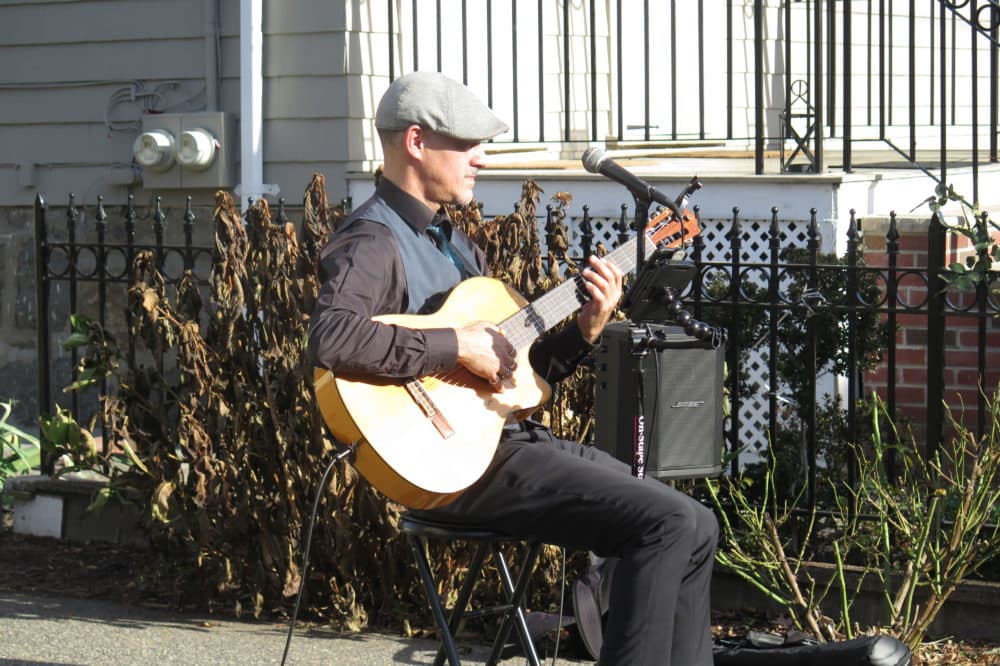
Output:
top-left (375, 71), bottom-right (509, 142)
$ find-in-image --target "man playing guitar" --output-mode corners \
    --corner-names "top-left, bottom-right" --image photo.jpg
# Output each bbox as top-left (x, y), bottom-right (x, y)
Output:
top-left (308, 71), bottom-right (717, 665)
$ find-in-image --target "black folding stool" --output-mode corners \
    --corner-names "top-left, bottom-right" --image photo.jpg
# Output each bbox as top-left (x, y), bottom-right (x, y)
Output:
top-left (399, 512), bottom-right (544, 666)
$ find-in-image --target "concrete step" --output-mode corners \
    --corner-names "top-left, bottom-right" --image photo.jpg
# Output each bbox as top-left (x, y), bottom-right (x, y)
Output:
top-left (3, 473), bottom-right (145, 546)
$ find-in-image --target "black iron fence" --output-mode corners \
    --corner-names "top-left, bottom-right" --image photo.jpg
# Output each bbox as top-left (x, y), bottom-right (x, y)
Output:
top-left (33, 192), bottom-right (1000, 509)
top-left (34, 194), bottom-right (213, 432)
top-left (691, 206), bottom-right (999, 505)
top-left (386, 0), bottom-right (1000, 194)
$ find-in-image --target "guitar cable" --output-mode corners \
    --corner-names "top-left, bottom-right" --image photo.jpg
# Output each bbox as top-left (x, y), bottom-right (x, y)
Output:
top-left (280, 442), bottom-right (357, 666)
top-left (550, 546), bottom-right (567, 666)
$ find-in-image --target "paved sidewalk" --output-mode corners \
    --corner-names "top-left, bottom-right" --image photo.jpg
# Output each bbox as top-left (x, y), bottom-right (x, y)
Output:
top-left (0, 592), bottom-right (591, 665)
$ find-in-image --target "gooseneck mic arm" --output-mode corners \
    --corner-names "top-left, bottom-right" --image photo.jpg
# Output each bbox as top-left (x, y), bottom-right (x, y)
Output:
top-left (582, 147), bottom-right (673, 291)
top-left (581, 148), bottom-right (683, 216)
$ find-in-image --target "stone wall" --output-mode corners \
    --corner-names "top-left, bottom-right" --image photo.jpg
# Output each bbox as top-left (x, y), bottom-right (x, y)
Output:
top-left (1, 206), bottom-right (42, 430)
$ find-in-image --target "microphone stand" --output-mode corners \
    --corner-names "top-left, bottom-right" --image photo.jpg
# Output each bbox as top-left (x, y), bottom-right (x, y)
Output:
top-left (618, 176), bottom-right (704, 479)
top-left (628, 194), bottom-right (652, 479)
top-left (628, 324), bottom-right (649, 479)
top-left (622, 187), bottom-right (714, 479)
top-left (631, 195), bottom-right (651, 289)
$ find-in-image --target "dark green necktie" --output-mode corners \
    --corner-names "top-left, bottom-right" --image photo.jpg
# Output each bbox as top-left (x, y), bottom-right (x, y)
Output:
top-left (427, 217), bottom-right (471, 279)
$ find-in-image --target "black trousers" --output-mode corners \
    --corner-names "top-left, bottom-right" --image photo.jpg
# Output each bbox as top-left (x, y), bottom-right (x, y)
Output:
top-left (418, 421), bottom-right (718, 665)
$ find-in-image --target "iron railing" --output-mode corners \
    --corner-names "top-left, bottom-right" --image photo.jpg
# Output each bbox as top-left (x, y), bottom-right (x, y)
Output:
top-left (34, 191), bottom-right (1000, 512)
top-left (386, 0), bottom-right (1000, 195)
top-left (33, 194), bottom-right (216, 447)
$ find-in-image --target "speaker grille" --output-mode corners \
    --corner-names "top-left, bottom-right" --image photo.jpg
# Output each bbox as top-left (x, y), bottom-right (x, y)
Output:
top-left (593, 322), bottom-right (725, 479)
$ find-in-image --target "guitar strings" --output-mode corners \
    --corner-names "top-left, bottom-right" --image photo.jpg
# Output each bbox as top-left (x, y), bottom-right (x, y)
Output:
top-left (413, 217), bottom-right (692, 390)
top-left (414, 273), bottom-right (604, 393)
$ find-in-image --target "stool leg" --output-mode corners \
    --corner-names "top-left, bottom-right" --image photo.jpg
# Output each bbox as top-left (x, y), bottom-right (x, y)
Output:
top-left (432, 542), bottom-right (491, 666)
top-left (485, 542), bottom-right (542, 666)
top-left (407, 534), bottom-right (462, 666)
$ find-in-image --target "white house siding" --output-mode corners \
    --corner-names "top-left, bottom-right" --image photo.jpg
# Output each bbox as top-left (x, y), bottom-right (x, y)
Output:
top-left (0, 0), bottom-right (375, 208)
top-left (0, 0), bottom-right (216, 207)
top-left (0, 0), bottom-right (788, 209)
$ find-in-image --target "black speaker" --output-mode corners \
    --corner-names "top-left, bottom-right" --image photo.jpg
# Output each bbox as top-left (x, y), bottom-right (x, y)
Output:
top-left (593, 322), bottom-right (725, 480)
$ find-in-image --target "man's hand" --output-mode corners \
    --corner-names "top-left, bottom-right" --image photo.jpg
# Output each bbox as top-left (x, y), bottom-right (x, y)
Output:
top-left (456, 320), bottom-right (517, 390)
top-left (577, 255), bottom-right (624, 343)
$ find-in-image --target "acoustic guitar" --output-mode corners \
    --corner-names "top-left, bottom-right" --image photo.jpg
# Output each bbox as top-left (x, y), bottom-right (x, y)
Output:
top-left (314, 208), bottom-right (700, 508)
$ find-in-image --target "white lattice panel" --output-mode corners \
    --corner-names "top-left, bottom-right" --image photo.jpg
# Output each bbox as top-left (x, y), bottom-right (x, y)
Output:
top-left (697, 217), bottom-right (820, 461)
top-left (550, 212), bottom-right (818, 462)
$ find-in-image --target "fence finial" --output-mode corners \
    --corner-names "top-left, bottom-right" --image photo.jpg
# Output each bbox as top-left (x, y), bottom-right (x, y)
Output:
top-left (96, 196), bottom-right (107, 225)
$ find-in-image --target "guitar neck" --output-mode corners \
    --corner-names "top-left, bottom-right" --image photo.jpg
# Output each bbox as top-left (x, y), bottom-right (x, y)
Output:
top-left (498, 233), bottom-right (656, 350)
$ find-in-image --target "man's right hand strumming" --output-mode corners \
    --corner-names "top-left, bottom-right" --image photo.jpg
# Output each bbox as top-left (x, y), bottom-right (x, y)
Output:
top-left (456, 321), bottom-right (517, 390)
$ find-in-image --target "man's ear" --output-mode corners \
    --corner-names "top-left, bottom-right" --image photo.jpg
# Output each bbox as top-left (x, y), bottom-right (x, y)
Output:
top-left (402, 125), bottom-right (425, 160)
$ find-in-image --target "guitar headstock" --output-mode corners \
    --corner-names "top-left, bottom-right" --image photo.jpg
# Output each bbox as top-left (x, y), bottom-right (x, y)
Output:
top-left (645, 207), bottom-right (701, 250)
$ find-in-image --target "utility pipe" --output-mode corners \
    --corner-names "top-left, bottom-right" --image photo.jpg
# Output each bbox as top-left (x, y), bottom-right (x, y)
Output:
top-left (205, 0), bottom-right (219, 111)
top-left (239, 0), bottom-right (276, 210)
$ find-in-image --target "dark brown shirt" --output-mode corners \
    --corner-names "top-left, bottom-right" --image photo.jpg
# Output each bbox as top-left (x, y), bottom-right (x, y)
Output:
top-left (308, 178), bottom-right (594, 382)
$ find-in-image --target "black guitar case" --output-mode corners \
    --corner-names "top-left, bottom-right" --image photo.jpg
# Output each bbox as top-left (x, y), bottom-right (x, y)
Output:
top-left (569, 560), bottom-right (913, 666)
top-left (713, 630), bottom-right (911, 666)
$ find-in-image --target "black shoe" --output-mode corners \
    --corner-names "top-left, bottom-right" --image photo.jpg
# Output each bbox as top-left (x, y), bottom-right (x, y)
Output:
top-left (572, 573), bottom-right (603, 661)
top-left (572, 557), bottom-right (617, 661)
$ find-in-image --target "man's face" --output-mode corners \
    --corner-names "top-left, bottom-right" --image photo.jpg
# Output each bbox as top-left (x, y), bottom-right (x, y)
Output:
top-left (418, 130), bottom-right (486, 207)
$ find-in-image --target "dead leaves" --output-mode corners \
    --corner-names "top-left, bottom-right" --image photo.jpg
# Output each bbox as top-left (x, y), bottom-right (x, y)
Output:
top-left (101, 174), bottom-right (604, 631)
top-left (101, 177), bottom-right (407, 629)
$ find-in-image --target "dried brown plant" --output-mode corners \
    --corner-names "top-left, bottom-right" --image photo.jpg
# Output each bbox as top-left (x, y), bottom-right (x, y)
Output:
top-left (101, 175), bottom-right (600, 630)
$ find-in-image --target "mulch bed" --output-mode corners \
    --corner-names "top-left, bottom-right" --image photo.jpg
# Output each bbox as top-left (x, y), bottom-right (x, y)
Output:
top-left (0, 520), bottom-right (187, 609)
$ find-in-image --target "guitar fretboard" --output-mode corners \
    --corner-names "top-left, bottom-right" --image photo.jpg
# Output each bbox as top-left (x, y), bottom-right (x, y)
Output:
top-left (498, 233), bottom-right (657, 350)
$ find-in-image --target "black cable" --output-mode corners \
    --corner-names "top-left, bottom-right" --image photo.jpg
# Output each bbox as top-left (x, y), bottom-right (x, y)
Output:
top-left (550, 546), bottom-right (567, 666)
top-left (645, 323), bottom-right (661, 458)
top-left (280, 443), bottom-right (357, 666)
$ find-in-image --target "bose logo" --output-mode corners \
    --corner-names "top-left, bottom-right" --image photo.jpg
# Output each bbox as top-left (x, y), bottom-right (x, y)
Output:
top-left (670, 400), bottom-right (705, 408)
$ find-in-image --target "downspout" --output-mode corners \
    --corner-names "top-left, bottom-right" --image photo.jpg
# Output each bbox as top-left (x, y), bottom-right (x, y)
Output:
top-left (205, 0), bottom-right (219, 111)
top-left (239, 0), bottom-right (277, 211)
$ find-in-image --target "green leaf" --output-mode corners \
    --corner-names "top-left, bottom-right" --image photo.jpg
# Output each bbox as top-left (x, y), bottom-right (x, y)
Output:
top-left (62, 378), bottom-right (97, 393)
top-left (39, 414), bottom-right (68, 447)
top-left (86, 487), bottom-right (111, 513)
top-left (63, 367), bottom-right (97, 393)
top-left (1, 435), bottom-right (39, 472)
top-left (65, 422), bottom-right (80, 448)
top-left (60, 332), bottom-right (90, 350)
top-left (119, 438), bottom-right (150, 475)
top-left (2, 424), bottom-right (37, 446)
top-left (68, 313), bottom-right (93, 333)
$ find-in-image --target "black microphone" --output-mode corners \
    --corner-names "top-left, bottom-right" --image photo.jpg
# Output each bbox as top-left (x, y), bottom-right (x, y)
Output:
top-left (582, 147), bottom-right (682, 215)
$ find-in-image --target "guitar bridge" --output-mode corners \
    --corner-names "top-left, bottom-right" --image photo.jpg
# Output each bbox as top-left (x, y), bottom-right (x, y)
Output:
top-left (404, 378), bottom-right (455, 439)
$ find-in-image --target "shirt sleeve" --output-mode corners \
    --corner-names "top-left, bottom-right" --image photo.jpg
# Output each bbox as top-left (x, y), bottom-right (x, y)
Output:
top-left (528, 322), bottom-right (597, 384)
top-left (307, 222), bottom-right (458, 378)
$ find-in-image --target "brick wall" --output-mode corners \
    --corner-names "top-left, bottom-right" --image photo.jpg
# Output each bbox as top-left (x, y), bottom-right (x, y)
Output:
top-left (862, 215), bottom-right (1000, 443)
